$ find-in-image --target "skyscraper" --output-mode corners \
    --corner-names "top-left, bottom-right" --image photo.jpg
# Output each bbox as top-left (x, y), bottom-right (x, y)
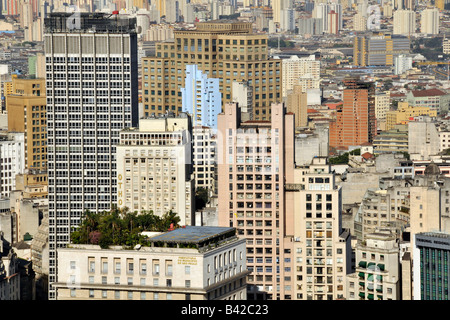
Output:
top-left (420, 7), bottom-right (440, 35)
top-left (393, 9), bottom-right (416, 35)
top-left (44, 12), bottom-right (138, 299)
top-left (329, 78), bottom-right (376, 150)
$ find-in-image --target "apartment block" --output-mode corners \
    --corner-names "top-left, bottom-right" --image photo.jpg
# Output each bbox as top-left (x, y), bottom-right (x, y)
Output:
top-left (6, 77), bottom-right (47, 170)
top-left (116, 113), bottom-right (194, 226)
top-left (141, 20), bottom-right (282, 121)
top-left (393, 10), bottom-right (416, 35)
top-left (347, 231), bottom-right (400, 300)
top-left (53, 226), bottom-right (248, 300)
top-left (217, 102), bottom-right (295, 300)
top-left (291, 157), bottom-right (352, 300)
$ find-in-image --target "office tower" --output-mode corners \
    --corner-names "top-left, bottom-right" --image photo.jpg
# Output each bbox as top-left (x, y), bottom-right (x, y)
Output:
top-left (44, 12), bottom-right (138, 299)
top-left (6, 77), bottom-right (47, 170)
top-left (393, 9), bottom-right (416, 35)
top-left (181, 64), bottom-right (221, 129)
top-left (347, 231), bottom-right (400, 300)
top-left (414, 232), bottom-right (450, 300)
top-left (55, 226), bottom-right (248, 300)
top-left (217, 102), bottom-right (295, 300)
top-left (329, 78), bottom-right (376, 149)
top-left (281, 55), bottom-right (320, 98)
top-left (141, 20), bottom-right (282, 121)
top-left (193, 126), bottom-right (217, 196)
top-left (116, 114), bottom-right (194, 225)
top-left (0, 132), bottom-right (25, 199)
top-left (286, 85), bottom-right (308, 128)
top-left (421, 7), bottom-right (440, 35)
top-left (353, 33), bottom-right (410, 66)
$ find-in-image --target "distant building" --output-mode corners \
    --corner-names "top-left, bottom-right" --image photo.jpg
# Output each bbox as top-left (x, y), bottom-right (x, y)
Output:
top-left (386, 102), bottom-right (437, 130)
top-left (393, 10), bottom-right (416, 36)
top-left (53, 226), bottom-right (248, 300)
top-left (373, 124), bottom-right (409, 155)
top-left (420, 7), bottom-right (439, 35)
top-left (282, 55), bottom-right (320, 98)
top-left (406, 89), bottom-right (450, 115)
top-left (394, 54), bottom-right (413, 75)
top-left (353, 33), bottom-right (410, 66)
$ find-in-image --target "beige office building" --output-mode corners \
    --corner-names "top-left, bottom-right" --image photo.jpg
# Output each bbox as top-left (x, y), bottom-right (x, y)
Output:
top-left (142, 20), bottom-right (282, 121)
top-left (116, 113), bottom-right (195, 226)
top-left (217, 102), bottom-right (296, 300)
top-left (6, 77), bottom-right (47, 170)
top-left (53, 226), bottom-right (248, 300)
top-left (291, 157), bottom-right (352, 300)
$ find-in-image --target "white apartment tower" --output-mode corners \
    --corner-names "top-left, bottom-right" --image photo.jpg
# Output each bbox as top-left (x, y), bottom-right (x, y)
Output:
top-left (420, 7), bottom-right (440, 35)
top-left (116, 113), bottom-right (194, 226)
top-left (393, 9), bottom-right (416, 35)
top-left (292, 157), bottom-right (352, 300)
top-left (44, 12), bottom-right (139, 299)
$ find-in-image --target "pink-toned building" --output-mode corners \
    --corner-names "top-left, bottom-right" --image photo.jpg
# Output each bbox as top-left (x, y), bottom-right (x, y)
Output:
top-left (217, 102), bottom-right (296, 300)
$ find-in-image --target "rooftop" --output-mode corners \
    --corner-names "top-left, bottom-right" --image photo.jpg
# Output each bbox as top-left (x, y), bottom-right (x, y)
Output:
top-left (148, 226), bottom-right (237, 247)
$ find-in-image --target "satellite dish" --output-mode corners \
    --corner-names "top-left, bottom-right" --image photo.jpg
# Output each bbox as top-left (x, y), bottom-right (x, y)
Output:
top-left (136, 26), bottom-right (142, 34)
top-left (134, 244), bottom-right (141, 250)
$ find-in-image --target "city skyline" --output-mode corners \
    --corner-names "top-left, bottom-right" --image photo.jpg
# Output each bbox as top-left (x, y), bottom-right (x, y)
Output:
top-left (2, 0), bottom-right (450, 305)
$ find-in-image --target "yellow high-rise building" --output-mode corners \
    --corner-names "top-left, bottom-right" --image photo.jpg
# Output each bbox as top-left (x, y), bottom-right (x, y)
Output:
top-left (142, 20), bottom-right (282, 121)
top-left (6, 77), bottom-right (47, 170)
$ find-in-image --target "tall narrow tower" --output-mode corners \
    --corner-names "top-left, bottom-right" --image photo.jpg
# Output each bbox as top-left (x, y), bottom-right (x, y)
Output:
top-left (43, 12), bottom-right (138, 299)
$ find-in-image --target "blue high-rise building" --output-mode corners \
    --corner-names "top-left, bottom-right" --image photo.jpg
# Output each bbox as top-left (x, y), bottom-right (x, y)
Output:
top-left (181, 64), bottom-right (221, 129)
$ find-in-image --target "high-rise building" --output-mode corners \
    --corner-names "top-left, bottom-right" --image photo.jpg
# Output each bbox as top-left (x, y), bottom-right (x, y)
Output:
top-left (291, 157), bottom-right (352, 300)
top-left (181, 64), bottom-right (221, 129)
top-left (393, 9), bottom-right (416, 35)
top-left (281, 55), bottom-right (320, 98)
top-left (329, 78), bottom-right (376, 150)
top-left (353, 12), bottom-right (367, 32)
top-left (192, 125), bottom-right (217, 196)
top-left (116, 113), bottom-right (195, 226)
top-left (420, 7), bottom-right (440, 35)
top-left (217, 102), bottom-right (295, 300)
top-left (353, 33), bottom-right (410, 66)
top-left (44, 12), bottom-right (139, 299)
top-left (328, 10), bottom-right (339, 34)
top-left (6, 77), bottom-right (47, 170)
top-left (141, 20), bottom-right (282, 121)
